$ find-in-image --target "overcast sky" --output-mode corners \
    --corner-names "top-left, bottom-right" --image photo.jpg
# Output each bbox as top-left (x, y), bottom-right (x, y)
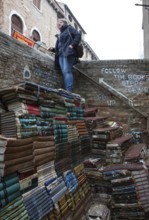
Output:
top-left (57, 0), bottom-right (144, 60)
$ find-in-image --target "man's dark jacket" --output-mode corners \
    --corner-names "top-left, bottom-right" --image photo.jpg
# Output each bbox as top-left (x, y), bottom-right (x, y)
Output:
top-left (55, 24), bottom-right (81, 57)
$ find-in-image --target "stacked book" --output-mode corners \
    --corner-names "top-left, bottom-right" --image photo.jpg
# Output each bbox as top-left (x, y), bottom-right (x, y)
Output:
top-left (92, 126), bottom-right (123, 143)
top-left (45, 176), bottom-right (70, 219)
top-left (55, 158), bottom-right (71, 177)
top-left (84, 107), bottom-right (98, 117)
top-left (124, 143), bottom-right (147, 163)
top-left (73, 163), bottom-right (91, 202)
top-left (54, 117), bottom-right (68, 144)
top-left (106, 134), bottom-right (133, 164)
top-left (63, 170), bottom-right (78, 194)
top-left (66, 105), bottom-right (84, 120)
top-left (55, 142), bottom-right (71, 162)
top-left (0, 172), bottom-right (20, 209)
top-left (84, 116), bottom-right (108, 134)
top-left (58, 89), bottom-right (82, 101)
top-left (73, 163), bottom-right (87, 187)
top-left (0, 86), bottom-right (39, 138)
top-left (53, 192), bottom-right (73, 219)
top-left (92, 126), bottom-right (123, 162)
top-left (67, 124), bottom-right (79, 143)
top-left (37, 161), bottom-right (57, 186)
top-left (0, 137), bottom-right (34, 176)
top-left (33, 136), bottom-right (55, 167)
top-left (80, 135), bottom-right (91, 159)
top-left (70, 140), bottom-right (81, 167)
top-left (45, 176), bottom-right (68, 203)
top-left (0, 196), bottom-right (30, 220)
top-left (23, 185), bottom-right (54, 220)
top-left (19, 169), bottom-right (38, 194)
top-left (75, 120), bottom-right (89, 137)
top-left (0, 111), bottom-right (16, 138)
top-left (83, 159), bottom-right (112, 205)
top-left (102, 163), bottom-right (148, 220)
top-left (132, 169), bottom-right (149, 213)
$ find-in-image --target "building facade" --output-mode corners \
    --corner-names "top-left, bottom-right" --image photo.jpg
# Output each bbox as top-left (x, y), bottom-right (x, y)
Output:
top-left (0, 0), bottom-right (99, 60)
top-left (142, 0), bottom-right (149, 58)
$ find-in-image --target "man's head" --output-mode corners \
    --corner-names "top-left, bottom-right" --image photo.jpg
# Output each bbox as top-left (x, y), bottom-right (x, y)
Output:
top-left (57, 18), bottom-right (69, 29)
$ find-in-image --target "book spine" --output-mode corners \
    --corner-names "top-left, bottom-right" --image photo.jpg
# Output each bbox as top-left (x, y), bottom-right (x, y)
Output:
top-left (0, 176), bottom-right (19, 191)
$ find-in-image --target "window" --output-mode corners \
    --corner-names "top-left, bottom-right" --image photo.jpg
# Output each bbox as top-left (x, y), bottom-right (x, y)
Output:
top-left (74, 23), bottom-right (78, 30)
top-left (68, 15), bottom-right (72, 22)
top-left (33, 0), bottom-right (41, 10)
top-left (32, 30), bottom-right (40, 42)
top-left (11, 14), bottom-right (23, 36)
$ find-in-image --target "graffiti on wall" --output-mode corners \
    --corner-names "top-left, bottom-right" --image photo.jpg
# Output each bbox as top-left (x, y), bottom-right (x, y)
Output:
top-left (100, 68), bottom-right (149, 94)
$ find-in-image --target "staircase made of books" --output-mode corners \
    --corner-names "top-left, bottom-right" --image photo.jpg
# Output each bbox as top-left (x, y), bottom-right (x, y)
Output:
top-left (0, 82), bottom-right (92, 220)
top-left (83, 106), bottom-right (149, 220)
top-left (0, 81), bottom-right (149, 220)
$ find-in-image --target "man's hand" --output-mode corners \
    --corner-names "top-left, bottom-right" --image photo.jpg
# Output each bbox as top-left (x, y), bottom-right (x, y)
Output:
top-left (48, 47), bottom-right (54, 51)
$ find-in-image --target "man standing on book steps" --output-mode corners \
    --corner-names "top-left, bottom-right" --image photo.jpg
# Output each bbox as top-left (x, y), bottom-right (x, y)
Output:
top-left (48, 18), bottom-right (81, 92)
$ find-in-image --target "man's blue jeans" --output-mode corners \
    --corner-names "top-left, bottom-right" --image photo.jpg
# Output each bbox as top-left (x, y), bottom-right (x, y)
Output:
top-left (59, 55), bottom-right (75, 92)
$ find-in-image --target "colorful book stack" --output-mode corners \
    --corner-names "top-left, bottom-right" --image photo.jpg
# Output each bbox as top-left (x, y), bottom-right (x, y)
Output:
top-left (92, 126), bottom-right (123, 163)
top-left (102, 163), bottom-right (148, 219)
top-left (45, 176), bottom-right (70, 219)
top-left (0, 87), bottom-right (39, 138)
top-left (83, 159), bottom-right (112, 205)
top-left (73, 163), bottom-right (90, 199)
top-left (74, 120), bottom-right (89, 137)
top-left (37, 160), bottom-right (57, 186)
top-left (0, 82), bottom-right (94, 219)
top-left (19, 170), bottom-right (38, 195)
top-left (67, 124), bottom-right (79, 143)
top-left (54, 117), bottom-right (68, 144)
top-left (16, 113), bottom-right (39, 139)
top-left (63, 170), bottom-right (78, 194)
top-left (23, 185), bottom-right (54, 220)
top-left (58, 89), bottom-right (82, 102)
top-left (0, 196), bottom-right (30, 220)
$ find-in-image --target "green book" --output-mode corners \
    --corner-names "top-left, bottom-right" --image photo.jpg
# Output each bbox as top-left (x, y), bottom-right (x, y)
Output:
top-left (0, 182), bottom-right (20, 199)
top-left (0, 175), bottom-right (19, 191)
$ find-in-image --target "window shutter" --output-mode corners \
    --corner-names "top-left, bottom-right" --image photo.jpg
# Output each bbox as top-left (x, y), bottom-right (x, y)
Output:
top-left (11, 14), bottom-right (23, 35)
top-left (32, 30), bottom-right (40, 42)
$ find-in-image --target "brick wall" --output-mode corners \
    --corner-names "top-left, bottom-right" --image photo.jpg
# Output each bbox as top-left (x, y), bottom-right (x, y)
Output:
top-left (0, 32), bottom-right (63, 89)
top-left (73, 60), bottom-right (149, 133)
